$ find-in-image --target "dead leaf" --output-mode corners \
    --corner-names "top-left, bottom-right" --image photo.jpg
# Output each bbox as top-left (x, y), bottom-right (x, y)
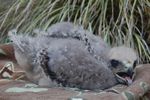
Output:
top-left (0, 49), bottom-right (6, 56)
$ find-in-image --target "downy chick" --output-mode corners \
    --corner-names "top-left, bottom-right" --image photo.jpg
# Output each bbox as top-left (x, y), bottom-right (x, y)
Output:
top-left (9, 33), bottom-right (117, 90)
top-left (9, 23), bottom-right (137, 90)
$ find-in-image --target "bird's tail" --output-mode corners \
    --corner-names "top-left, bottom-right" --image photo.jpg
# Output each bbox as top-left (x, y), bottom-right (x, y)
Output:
top-left (8, 30), bottom-right (31, 53)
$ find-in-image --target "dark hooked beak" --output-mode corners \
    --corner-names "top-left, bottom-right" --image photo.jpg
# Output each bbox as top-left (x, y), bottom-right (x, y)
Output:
top-left (126, 68), bottom-right (134, 78)
top-left (116, 67), bottom-right (135, 85)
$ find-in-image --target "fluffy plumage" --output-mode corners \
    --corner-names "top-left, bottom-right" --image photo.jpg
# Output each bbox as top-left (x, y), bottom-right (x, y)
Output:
top-left (108, 46), bottom-right (138, 85)
top-left (35, 22), bottom-right (110, 62)
top-left (9, 22), bottom-right (138, 90)
top-left (108, 46), bottom-right (137, 68)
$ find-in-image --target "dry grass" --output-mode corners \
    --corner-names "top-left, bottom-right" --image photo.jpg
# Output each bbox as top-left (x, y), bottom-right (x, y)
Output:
top-left (0, 0), bottom-right (150, 63)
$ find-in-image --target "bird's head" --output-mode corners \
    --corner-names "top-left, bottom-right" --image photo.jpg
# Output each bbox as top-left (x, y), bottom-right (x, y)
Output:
top-left (108, 46), bottom-right (138, 85)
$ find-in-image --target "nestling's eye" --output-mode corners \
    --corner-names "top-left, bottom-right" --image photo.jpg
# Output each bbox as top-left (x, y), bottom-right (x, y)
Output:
top-left (110, 59), bottom-right (119, 68)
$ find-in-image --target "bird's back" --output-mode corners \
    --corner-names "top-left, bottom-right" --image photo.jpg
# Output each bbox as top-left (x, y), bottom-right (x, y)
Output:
top-left (38, 38), bottom-right (117, 90)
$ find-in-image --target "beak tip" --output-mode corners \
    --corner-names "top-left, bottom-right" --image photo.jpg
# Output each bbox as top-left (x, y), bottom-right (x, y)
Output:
top-left (127, 68), bottom-right (134, 78)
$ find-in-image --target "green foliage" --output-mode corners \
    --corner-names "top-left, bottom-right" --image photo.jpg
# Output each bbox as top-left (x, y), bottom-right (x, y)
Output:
top-left (0, 0), bottom-right (150, 63)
